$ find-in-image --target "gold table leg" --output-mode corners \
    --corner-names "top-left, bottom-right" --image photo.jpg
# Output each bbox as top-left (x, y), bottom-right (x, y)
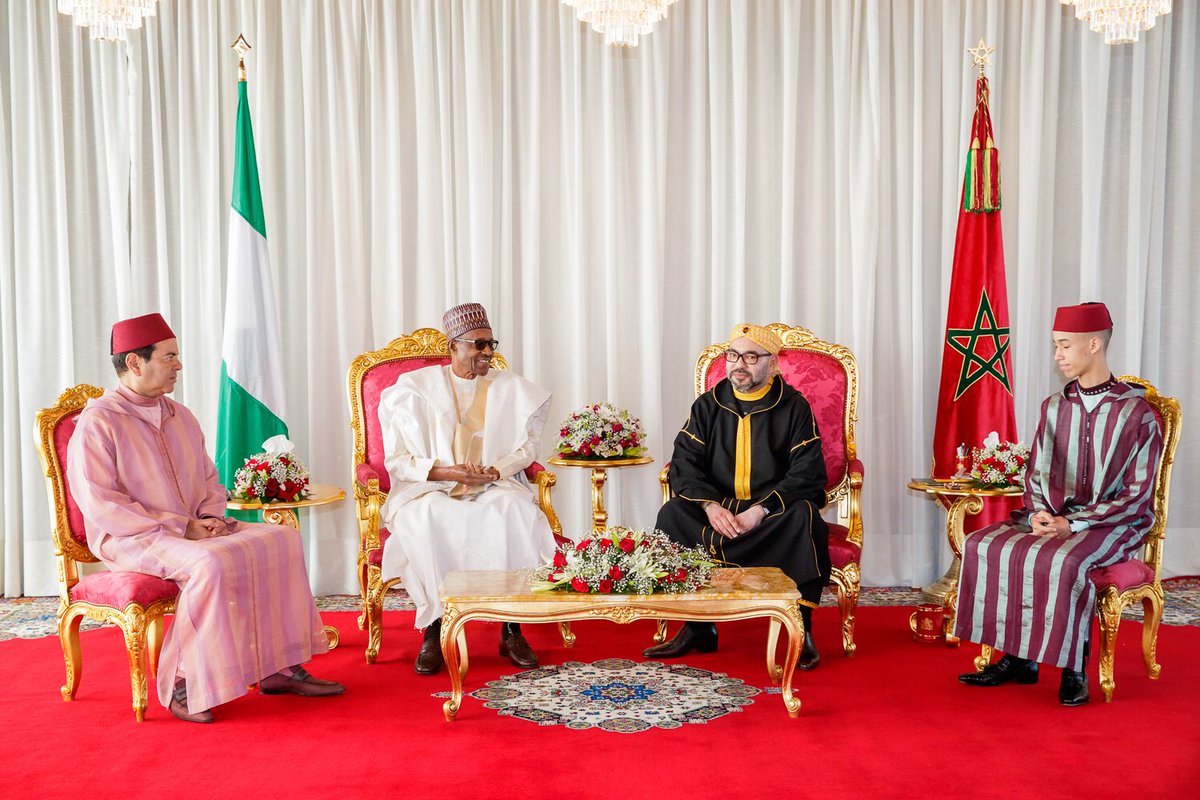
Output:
top-left (920, 495), bottom-right (983, 643)
top-left (441, 606), bottom-right (466, 721)
top-left (262, 506), bottom-right (339, 650)
top-left (589, 467), bottom-right (608, 533)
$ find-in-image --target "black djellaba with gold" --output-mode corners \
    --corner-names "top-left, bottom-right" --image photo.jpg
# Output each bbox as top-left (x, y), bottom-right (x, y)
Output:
top-left (656, 374), bottom-right (830, 601)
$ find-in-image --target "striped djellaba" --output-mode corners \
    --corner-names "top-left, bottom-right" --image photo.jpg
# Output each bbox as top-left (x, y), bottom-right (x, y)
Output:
top-left (954, 380), bottom-right (1163, 671)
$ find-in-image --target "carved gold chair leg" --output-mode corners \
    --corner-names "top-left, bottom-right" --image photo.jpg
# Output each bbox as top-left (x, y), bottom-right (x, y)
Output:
top-left (122, 609), bottom-right (150, 723)
top-left (58, 605), bottom-right (85, 702)
top-left (1142, 591), bottom-right (1163, 680)
top-left (829, 565), bottom-right (859, 656)
top-left (975, 643), bottom-right (994, 672)
top-left (653, 619), bottom-right (668, 644)
top-left (356, 556), bottom-right (370, 631)
top-left (559, 621), bottom-right (576, 648)
top-left (364, 565), bottom-right (385, 664)
top-left (1097, 588), bottom-right (1124, 702)
top-left (147, 615), bottom-right (166, 678)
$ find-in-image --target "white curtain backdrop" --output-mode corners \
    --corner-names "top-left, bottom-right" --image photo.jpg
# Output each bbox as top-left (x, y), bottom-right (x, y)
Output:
top-left (2, 0), bottom-right (1196, 597)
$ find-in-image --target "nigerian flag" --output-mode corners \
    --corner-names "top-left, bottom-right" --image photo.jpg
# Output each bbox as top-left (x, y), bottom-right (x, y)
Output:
top-left (216, 77), bottom-right (288, 494)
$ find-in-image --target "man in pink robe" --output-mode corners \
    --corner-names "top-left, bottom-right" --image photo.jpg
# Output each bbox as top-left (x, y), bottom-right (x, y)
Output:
top-left (66, 313), bottom-right (344, 723)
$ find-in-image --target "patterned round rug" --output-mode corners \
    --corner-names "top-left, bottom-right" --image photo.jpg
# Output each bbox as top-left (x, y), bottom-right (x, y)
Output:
top-left (454, 658), bottom-right (761, 733)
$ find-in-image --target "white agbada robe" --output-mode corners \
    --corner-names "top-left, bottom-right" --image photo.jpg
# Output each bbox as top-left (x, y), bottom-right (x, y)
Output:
top-left (378, 365), bottom-right (555, 627)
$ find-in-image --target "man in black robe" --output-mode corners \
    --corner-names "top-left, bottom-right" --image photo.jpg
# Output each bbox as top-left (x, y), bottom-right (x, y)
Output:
top-left (645, 324), bottom-right (829, 669)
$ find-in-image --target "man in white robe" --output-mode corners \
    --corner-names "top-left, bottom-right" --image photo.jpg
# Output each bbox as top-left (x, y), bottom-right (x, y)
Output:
top-left (378, 303), bottom-right (556, 674)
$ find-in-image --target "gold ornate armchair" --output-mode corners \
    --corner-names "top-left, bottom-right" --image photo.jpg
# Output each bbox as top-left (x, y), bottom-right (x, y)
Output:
top-left (975, 376), bottom-right (1181, 701)
top-left (660, 323), bottom-right (864, 656)
top-left (348, 328), bottom-right (568, 664)
top-left (34, 384), bottom-right (179, 722)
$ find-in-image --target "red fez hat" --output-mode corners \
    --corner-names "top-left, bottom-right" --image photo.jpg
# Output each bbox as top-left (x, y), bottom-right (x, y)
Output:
top-left (1053, 302), bottom-right (1113, 333)
top-left (110, 313), bottom-right (176, 354)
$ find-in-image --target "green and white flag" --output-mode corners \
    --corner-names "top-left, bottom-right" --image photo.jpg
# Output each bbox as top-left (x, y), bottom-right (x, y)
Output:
top-left (216, 77), bottom-right (288, 490)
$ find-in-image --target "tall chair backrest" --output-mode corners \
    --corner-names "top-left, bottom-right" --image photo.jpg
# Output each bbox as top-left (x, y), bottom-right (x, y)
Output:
top-left (33, 384), bottom-right (105, 603)
top-left (1118, 375), bottom-right (1182, 582)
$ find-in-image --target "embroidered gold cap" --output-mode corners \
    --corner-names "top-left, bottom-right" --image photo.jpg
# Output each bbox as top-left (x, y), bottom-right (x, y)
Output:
top-left (730, 323), bottom-right (782, 355)
top-left (443, 302), bottom-right (492, 340)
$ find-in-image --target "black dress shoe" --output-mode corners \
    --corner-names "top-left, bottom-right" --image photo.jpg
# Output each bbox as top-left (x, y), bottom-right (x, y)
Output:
top-left (499, 623), bottom-right (539, 668)
top-left (642, 622), bottom-right (718, 659)
top-left (414, 619), bottom-right (444, 675)
top-left (1059, 668), bottom-right (1089, 706)
top-left (798, 632), bottom-right (820, 671)
top-left (959, 654), bottom-right (1039, 686)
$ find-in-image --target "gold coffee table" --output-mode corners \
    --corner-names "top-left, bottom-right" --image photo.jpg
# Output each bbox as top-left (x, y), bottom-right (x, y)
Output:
top-left (547, 454), bottom-right (654, 533)
top-left (227, 483), bottom-right (347, 649)
top-left (438, 567), bottom-right (806, 721)
top-left (907, 478), bottom-right (1023, 641)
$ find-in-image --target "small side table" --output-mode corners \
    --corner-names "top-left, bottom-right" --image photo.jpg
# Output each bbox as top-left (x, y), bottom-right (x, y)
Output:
top-left (547, 455), bottom-right (654, 534)
top-left (907, 478), bottom-right (1023, 642)
top-left (227, 483), bottom-right (347, 649)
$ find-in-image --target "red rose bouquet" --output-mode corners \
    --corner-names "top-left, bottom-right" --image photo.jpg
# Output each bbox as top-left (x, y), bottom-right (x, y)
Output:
top-left (970, 436), bottom-right (1031, 488)
top-left (530, 527), bottom-right (714, 594)
top-left (230, 436), bottom-right (311, 503)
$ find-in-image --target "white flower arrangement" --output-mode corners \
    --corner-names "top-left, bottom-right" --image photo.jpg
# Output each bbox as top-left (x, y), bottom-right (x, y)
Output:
top-left (556, 402), bottom-right (646, 459)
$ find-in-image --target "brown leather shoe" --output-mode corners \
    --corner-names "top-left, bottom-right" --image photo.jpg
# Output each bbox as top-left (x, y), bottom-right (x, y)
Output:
top-left (414, 619), bottom-right (444, 675)
top-left (260, 665), bottom-right (345, 697)
top-left (798, 632), bottom-right (821, 671)
top-left (169, 680), bottom-right (214, 724)
top-left (642, 622), bottom-right (718, 659)
top-left (499, 622), bottom-right (538, 668)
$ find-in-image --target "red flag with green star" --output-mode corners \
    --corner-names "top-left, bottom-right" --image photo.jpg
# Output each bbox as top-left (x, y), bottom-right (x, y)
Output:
top-left (931, 75), bottom-right (1018, 526)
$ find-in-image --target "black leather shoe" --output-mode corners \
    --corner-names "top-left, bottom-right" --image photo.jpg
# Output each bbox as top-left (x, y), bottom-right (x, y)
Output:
top-left (1059, 668), bottom-right (1089, 706)
top-left (414, 619), bottom-right (444, 675)
top-left (499, 623), bottom-right (539, 668)
top-left (958, 654), bottom-right (1039, 686)
top-left (798, 632), bottom-right (821, 671)
top-left (642, 622), bottom-right (718, 659)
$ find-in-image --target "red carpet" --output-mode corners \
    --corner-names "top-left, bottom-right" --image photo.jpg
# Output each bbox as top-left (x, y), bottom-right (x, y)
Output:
top-left (2, 606), bottom-right (1197, 799)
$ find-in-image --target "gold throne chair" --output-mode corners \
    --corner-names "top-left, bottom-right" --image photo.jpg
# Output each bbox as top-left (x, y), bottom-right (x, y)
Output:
top-left (973, 376), bottom-right (1181, 701)
top-left (34, 384), bottom-right (179, 721)
top-left (660, 323), bottom-right (864, 656)
top-left (348, 328), bottom-right (570, 664)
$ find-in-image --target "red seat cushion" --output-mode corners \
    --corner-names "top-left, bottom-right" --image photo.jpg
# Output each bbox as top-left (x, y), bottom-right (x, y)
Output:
top-left (1091, 559), bottom-right (1155, 594)
top-left (361, 357), bottom-right (450, 494)
top-left (827, 523), bottom-right (860, 569)
top-left (367, 527), bottom-right (392, 567)
top-left (70, 571), bottom-right (178, 609)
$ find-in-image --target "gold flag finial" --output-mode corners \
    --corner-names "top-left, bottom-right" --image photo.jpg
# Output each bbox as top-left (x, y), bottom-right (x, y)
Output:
top-left (231, 34), bottom-right (252, 82)
top-left (967, 37), bottom-right (995, 77)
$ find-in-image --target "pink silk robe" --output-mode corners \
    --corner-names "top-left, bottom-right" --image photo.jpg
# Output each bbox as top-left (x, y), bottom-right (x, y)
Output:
top-left (66, 385), bottom-right (328, 713)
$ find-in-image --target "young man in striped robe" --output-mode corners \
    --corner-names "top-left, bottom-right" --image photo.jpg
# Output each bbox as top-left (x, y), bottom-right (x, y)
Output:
top-left (955, 302), bottom-right (1163, 706)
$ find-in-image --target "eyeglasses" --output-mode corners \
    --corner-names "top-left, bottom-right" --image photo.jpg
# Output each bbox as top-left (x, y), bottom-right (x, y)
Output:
top-left (454, 337), bottom-right (500, 352)
top-left (724, 348), bottom-right (771, 366)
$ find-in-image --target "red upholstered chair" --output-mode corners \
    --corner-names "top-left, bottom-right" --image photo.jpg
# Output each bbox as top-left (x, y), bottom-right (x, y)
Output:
top-left (659, 323), bottom-right (865, 656)
top-left (348, 328), bottom-right (569, 663)
top-left (34, 385), bottom-right (179, 722)
top-left (974, 376), bottom-right (1181, 701)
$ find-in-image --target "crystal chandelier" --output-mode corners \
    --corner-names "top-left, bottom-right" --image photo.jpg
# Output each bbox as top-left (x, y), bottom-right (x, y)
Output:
top-left (562, 0), bottom-right (682, 48)
top-left (1059, 1), bottom-right (1172, 45)
top-left (58, 0), bottom-right (161, 42)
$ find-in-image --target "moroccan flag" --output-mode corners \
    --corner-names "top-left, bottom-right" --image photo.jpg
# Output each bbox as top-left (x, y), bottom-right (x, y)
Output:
top-left (931, 75), bottom-right (1018, 527)
top-left (216, 77), bottom-right (288, 496)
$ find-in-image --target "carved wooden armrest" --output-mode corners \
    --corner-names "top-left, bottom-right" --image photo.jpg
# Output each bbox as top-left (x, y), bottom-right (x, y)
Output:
top-left (530, 464), bottom-right (563, 539)
top-left (353, 464), bottom-right (386, 553)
